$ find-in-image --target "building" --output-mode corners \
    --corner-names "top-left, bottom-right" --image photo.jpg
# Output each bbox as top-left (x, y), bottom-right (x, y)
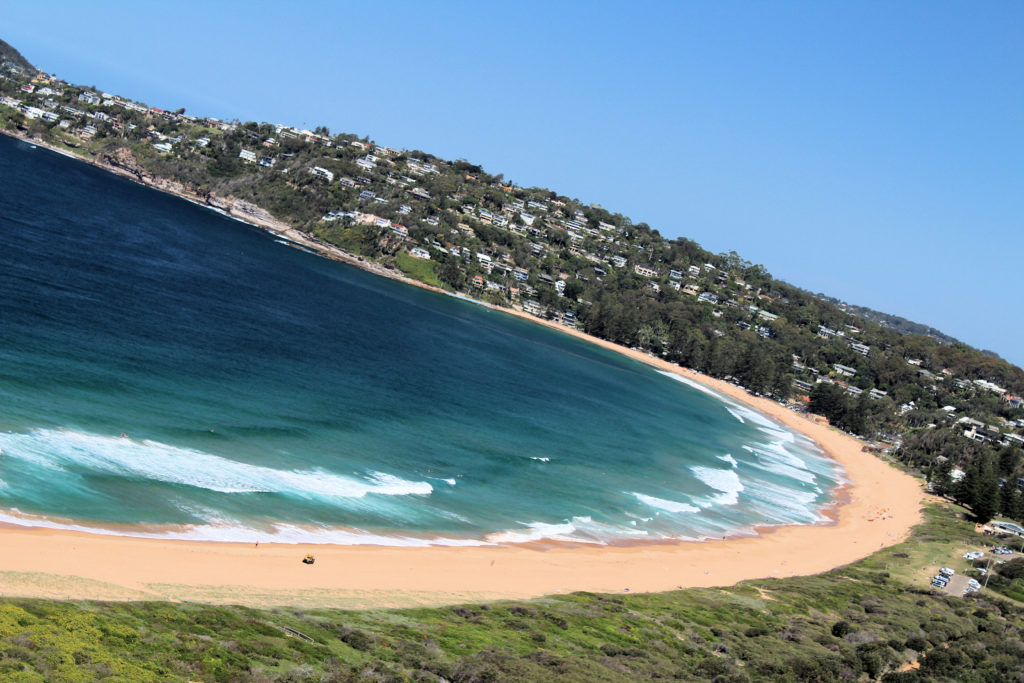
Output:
top-left (634, 264), bottom-right (658, 278)
top-left (849, 342), bottom-right (871, 356)
top-left (697, 292), bottom-right (718, 304)
top-left (793, 379), bottom-right (815, 393)
top-left (833, 364), bottom-right (857, 378)
top-left (239, 149), bottom-right (257, 163)
top-left (409, 247), bottom-right (430, 260)
top-left (522, 299), bottom-right (546, 316)
top-left (310, 166), bottom-right (334, 182)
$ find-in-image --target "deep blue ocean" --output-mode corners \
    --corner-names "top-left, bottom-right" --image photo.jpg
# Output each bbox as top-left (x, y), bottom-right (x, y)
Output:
top-left (0, 134), bottom-right (843, 546)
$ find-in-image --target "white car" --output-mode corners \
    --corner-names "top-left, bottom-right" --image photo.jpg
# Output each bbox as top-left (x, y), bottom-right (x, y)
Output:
top-left (963, 551), bottom-right (985, 560)
top-left (940, 567), bottom-right (955, 576)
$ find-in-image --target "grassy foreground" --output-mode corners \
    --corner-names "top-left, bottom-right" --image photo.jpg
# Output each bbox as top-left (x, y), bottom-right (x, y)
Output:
top-left (1, 503), bottom-right (1023, 682)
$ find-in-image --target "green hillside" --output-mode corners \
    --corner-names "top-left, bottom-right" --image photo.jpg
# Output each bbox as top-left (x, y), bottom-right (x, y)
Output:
top-left (0, 38), bottom-right (34, 72)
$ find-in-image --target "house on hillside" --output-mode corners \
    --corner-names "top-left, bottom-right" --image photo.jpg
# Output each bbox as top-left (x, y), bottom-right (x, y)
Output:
top-left (697, 292), bottom-right (718, 304)
top-left (833, 364), bottom-right (857, 378)
top-left (310, 166), bottom-right (334, 182)
top-left (522, 299), bottom-right (546, 316)
top-left (850, 342), bottom-right (870, 355)
top-left (634, 264), bottom-right (658, 278)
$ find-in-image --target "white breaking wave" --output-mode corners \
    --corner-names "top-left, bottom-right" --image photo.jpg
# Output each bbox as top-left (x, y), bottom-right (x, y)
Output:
top-left (0, 508), bottom-right (485, 546)
top-left (718, 454), bottom-right (738, 467)
top-left (725, 408), bottom-right (746, 423)
top-left (485, 520), bottom-right (582, 544)
top-left (741, 479), bottom-right (824, 522)
top-left (657, 370), bottom-right (721, 397)
top-left (530, 456), bottom-right (551, 462)
top-left (632, 492), bottom-right (701, 514)
top-left (691, 466), bottom-right (744, 506)
top-left (484, 516), bottom-right (649, 545)
top-left (742, 443), bottom-right (818, 484)
top-left (0, 429), bottom-right (433, 499)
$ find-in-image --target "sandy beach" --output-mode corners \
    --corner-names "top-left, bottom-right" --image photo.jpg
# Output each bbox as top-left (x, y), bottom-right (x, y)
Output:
top-left (0, 349), bottom-right (924, 609)
top-left (0, 130), bottom-right (924, 609)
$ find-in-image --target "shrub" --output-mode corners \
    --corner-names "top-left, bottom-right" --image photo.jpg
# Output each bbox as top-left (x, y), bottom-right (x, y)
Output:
top-left (832, 621), bottom-right (851, 638)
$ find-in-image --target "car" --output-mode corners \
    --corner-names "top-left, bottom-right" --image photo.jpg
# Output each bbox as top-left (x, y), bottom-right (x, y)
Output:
top-left (939, 567), bottom-right (956, 576)
top-left (963, 551), bottom-right (985, 560)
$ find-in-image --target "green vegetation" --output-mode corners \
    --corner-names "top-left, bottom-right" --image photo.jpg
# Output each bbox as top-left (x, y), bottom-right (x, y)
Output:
top-left (395, 250), bottom-right (441, 288)
top-left (1, 505), bottom-right (1022, 681)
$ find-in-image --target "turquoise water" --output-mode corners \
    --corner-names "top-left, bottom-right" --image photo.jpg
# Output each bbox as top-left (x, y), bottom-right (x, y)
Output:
top-left (0, 135), bottom-right (844, 546)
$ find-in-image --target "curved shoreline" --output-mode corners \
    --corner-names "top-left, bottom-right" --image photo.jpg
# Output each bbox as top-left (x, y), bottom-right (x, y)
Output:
top-left (0, 131), bottom-right (925, 608)
top-left (0, 360), bottom-right (923, 609)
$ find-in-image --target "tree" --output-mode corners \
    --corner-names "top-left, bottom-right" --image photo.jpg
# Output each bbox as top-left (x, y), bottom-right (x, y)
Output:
top-left (930, 458), bottom-right (953, 497)
top-left (999, 446), bottom-right (1021, 478)
top-left (809, 383), bottom-right (847, 426)
top-left (964, 454), bottom-right (1000, 524)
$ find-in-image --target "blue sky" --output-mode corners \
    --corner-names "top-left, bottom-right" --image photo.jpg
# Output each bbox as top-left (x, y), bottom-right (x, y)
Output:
top-left (5, 2), bottom-right (1022, 365)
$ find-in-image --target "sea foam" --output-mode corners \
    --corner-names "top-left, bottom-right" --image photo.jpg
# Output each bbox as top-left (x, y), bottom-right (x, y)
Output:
top-left (632, 492), bottom-right (701, 514)
top-left (691, 466), bottom-right (744, 506)
top-left (0, 429), bottom-right (433, 500)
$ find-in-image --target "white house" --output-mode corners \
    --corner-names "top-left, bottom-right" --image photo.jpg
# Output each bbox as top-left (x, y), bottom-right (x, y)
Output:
top-left (310, 166), bottom-right (334, 182)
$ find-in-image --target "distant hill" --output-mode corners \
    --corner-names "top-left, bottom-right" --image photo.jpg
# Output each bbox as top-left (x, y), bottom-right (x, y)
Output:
top-left (0, 38), bottom-right (34, 72)
top-left (813, 294), bottom-right (959, 345)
